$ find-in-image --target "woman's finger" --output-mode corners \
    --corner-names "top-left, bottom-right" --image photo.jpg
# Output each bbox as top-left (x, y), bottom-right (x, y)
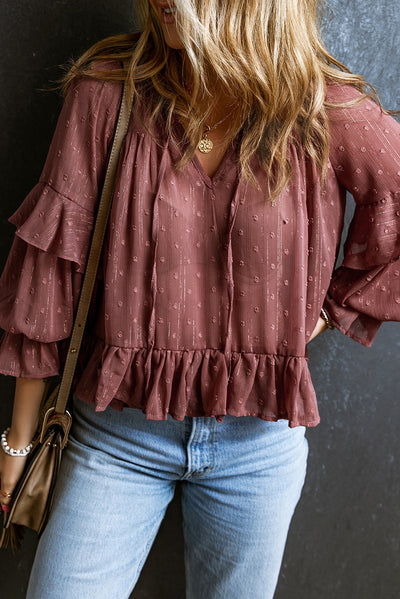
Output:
top-left (0, 453), bottom-right (28, 507)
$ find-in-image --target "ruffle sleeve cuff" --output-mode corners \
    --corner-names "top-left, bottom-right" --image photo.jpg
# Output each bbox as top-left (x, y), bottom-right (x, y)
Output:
top-left (323, 194), bottom-right (400, 347)
top-left (0, 332), bottom-right (61, 377)
top-left (8, 180), bottom-right (95, 268)
top-left (0, 182), bottom-right (95, 376)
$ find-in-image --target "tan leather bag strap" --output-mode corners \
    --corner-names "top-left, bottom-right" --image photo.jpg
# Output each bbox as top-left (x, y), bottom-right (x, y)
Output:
top-left (54, 74), bottom-right (134, 414)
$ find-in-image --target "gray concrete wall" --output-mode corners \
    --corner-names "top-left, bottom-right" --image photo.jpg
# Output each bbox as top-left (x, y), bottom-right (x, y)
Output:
top-left (0, 1), bottom-right (399, 597)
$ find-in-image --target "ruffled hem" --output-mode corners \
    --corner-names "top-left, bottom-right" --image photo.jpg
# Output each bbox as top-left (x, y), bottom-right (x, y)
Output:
top-left (8, 180), bottom-right (94, 267)
top-left (342, 193), bottom-right (400, 270)
top-left (73, 335), bottom-right (320, 428)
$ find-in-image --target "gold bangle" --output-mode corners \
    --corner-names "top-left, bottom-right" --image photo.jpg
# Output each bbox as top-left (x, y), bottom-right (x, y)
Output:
top-left (320, 307), bottom-right (334, 329)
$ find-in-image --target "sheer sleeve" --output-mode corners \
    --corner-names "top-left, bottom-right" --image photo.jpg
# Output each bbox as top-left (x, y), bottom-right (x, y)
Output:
top-left (322, 83), bottom-right (400, 347)
top-left (0, 61), bottom-right (122, 377)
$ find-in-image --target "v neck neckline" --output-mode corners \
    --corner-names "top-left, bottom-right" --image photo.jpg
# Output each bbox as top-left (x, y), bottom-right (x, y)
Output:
top-left (171, 113), bottom-right (239, 188)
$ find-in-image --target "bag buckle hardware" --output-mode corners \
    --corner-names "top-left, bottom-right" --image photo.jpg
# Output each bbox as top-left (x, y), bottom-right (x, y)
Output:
top-left (39, 407), bottom-right (72, 449)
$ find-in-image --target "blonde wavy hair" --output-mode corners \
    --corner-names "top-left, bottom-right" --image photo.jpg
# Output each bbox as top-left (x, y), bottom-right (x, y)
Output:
top-left (58, 0), bottom-right (381, 200)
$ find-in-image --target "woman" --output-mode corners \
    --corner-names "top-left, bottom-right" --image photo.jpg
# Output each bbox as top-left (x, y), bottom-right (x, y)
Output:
top-left (0, 0), bottom-right (399, 597)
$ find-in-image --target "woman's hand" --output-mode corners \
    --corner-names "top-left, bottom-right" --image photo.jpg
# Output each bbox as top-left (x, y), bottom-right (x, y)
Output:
top-left (0, 430), bottom-right (31, 510)
top-left (0, 377), bottom-right (45, 511)
top-left (307, 315), bottom-right (329, 343)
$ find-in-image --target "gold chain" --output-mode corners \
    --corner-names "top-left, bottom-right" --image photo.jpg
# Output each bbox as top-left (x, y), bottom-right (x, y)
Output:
top-left (181, 78), bottom-right (233, 154)
top-left (198, 114), bottom-right (231, 154)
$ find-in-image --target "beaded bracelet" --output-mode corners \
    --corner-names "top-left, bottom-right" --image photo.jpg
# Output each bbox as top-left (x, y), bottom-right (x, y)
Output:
top-left (320, 307), bottom-right (334, 330)
top-left (1, 427), bottom-right (33, 457)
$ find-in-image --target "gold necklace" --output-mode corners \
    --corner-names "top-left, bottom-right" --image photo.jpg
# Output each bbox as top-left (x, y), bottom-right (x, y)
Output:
top-left (181, 76), bottom-right (234, 154)
top-left (198, 115), bottom-right (230, 154)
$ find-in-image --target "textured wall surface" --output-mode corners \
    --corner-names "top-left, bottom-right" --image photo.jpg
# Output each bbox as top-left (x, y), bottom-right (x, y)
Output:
top-left (0, 1), bottom-right (399, 598)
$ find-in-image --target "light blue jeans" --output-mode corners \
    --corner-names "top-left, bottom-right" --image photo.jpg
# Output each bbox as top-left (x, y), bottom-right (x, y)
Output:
top-left (26, 395), bottom-right (308, 599)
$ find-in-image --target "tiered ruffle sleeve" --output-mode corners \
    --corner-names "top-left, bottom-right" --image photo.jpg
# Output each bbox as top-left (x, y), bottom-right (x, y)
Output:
top-left (0, 67), bottom-right (122, 377)
top-left (323, 83), bottom-right (400, 347)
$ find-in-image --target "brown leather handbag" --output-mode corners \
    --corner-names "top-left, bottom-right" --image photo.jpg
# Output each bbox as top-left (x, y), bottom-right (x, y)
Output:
top-left (0, 73), bottom-right (134, 552)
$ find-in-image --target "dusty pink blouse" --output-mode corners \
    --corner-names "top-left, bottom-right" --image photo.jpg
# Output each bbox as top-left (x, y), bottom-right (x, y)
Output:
top-left (0, 60), bottom-right (399, 427)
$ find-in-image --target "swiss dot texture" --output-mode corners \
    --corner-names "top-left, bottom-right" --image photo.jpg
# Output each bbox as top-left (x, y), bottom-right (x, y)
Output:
top-left (0, 64), bottom-right (399, 427)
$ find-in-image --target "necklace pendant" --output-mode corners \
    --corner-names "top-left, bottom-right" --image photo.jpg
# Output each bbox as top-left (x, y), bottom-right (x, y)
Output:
top-left (198, 134), bottom-right (213, 154)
